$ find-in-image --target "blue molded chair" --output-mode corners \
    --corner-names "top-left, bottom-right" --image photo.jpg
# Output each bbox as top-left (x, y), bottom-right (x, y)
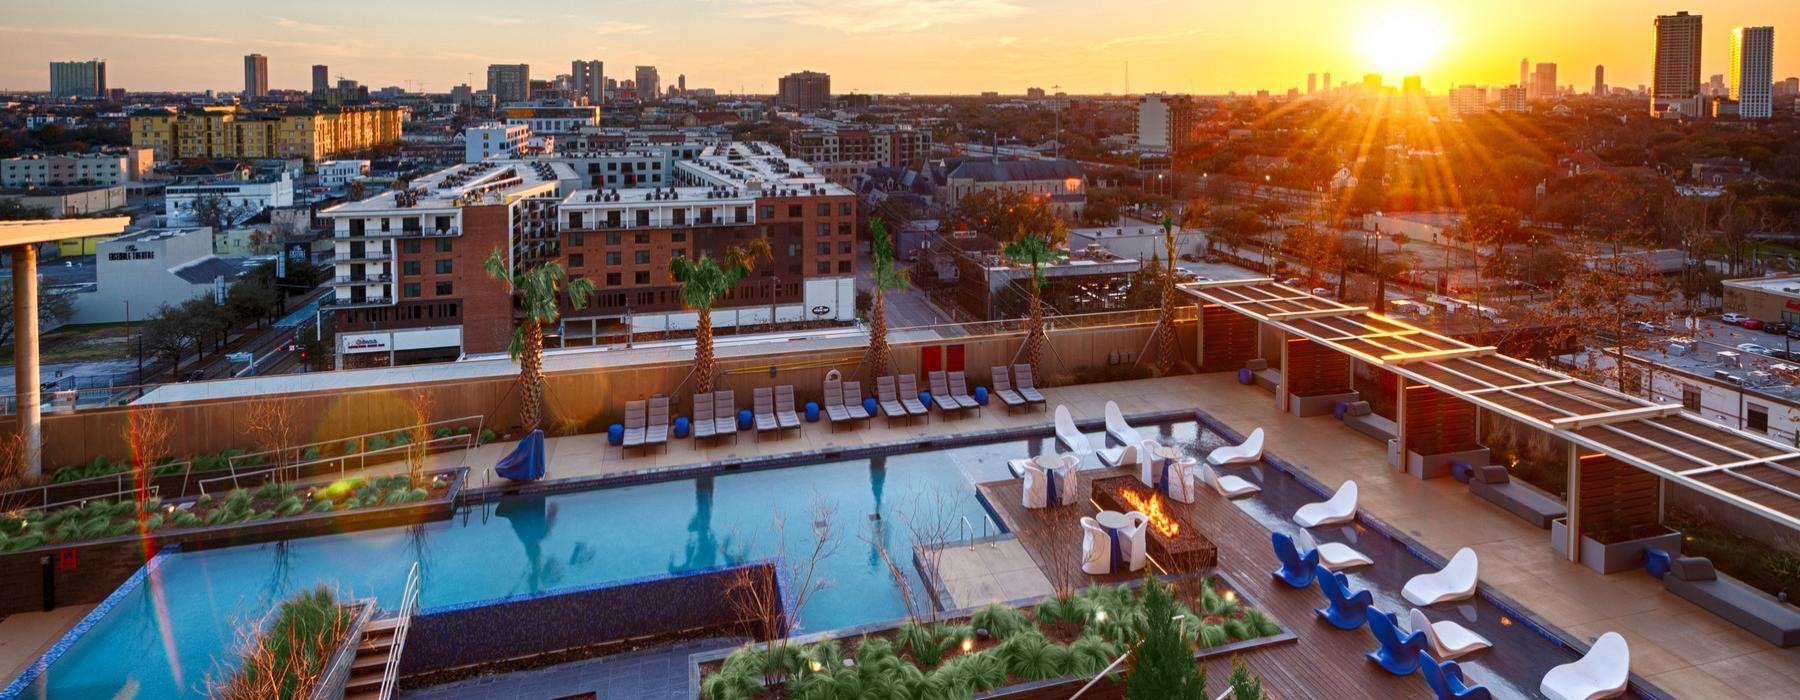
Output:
top-left (1271, 532), bottom-right (1320, 588)
top-left (1365, 609), bottom-right (1428, 675)
top-left (1314, 565), bottom-right (1375, 630)
top-left (495, 429), bottom-right (545, 482)
top-left (1420, 653), bottom-right (1493, 700)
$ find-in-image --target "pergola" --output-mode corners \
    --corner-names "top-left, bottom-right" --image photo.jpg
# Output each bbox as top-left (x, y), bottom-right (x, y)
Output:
top-left (1182, 278), bottom-right (1800, 559)
top-left (1, 218), bottom-right (131, 479)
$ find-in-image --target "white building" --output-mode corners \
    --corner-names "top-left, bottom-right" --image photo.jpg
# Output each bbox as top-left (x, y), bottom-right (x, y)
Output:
top-left (1447, 86), bottom-right (1488, 119)
top-left (1136, 94), bottom-right (1174, 150)
top-left (70, 227), bottom-right (251, 324)
top-left (502, 101), bottom-right (600, 134)
top-left (1, 153), bottom-right (135, 188)
top-left (1730, 26), bottom-right (1775, 119)
top-left (1495, 86), bottom-right (1529, 113)
top-left (164, 170), bottom-right (295, 225)
top-left (464, 122), bottom-right (531, 162)
top-left (317, 160), bottom-right (370, 189)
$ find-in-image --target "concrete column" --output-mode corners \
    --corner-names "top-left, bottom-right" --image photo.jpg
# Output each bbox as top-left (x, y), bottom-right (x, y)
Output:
top-left (1565, 441), bottom-right (1581, 563)
top-left (11, 245), bottom-right (40, 480)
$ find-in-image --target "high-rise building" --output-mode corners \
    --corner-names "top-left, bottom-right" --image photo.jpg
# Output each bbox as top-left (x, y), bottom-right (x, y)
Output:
top-left (1653, 11), bottom-right (1704, 117)
top-left (1362, 74), bottom-right (1383, 91)
top-left (1497, 85), bottom-right (1529, 113)
top-left (1707, 74), bottom-right (1728, 96)
top-left (48, 60), bottom-right (106, 99)
top-left (1135, 94), bottom-right (1199, 151)
top-left (777, 71), bottom-right (831, 109)
top-left (312, 65), bottom-right (330, 97)
top-left (1533, 63), bottom-right (1558, 101)
top-left (1778, 77), bottom-right (1800, 97)
top-left (1322, 72), bottom-right (1331, 95)
top-left (1448, 85), bottom-right (1488, 118)
top-left (487, 64), bottom-right (530, 103)
top-left (677, 74), bottom-right (686, 96)
top-left (130, 106), bottom-right (405, 161)
top-left (243, 54), bottom-right (268, 100)
top-left (1401, 75), bottom-right (1423, 94)
top-left (571, 60), bottom-right (604, 106)
top-left (1520, 59), bottom-right (1530, 98)
top-left (634, 66), bottom-right (659, 100)
top-left (1730, 26), bottom-right (1775, 119)
top-left (1594, 65), bottom-right (1606, 96)
top-left (1307, 73), bottom-right (1317, 94)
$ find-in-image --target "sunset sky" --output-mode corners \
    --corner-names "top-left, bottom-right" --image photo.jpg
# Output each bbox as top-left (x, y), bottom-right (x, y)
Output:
top-left (3, 0), bottom-right (1797, 96)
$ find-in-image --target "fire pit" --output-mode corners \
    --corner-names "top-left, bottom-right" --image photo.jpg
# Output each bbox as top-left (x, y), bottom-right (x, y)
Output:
top-left (1091, 476), bottom-right (1218, 572)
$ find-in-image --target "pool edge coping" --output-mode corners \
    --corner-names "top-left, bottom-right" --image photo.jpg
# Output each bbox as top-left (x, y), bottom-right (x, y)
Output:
top-left (0, 543), bottom-right (179, 699)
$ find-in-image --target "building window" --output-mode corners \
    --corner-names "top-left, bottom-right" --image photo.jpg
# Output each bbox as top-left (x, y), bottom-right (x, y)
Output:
top-left (402, 261), bottom-right (420, 275)
top-left (606, 232), bottom-right (621, 245)
top-left (403, 283), bottom-right (421, 298)
top-left (634, 232), bottom-right (649, 244)
top-left (606, 252), bottom-right (621, 265)
top-left (817, 243), bottom-right (830, 256)
top-left (839, 241), bottom-right (852, 254)
top-left (435, 239), bottom-right (453, 252)
top-left (761, 205), bottom-right (775, 219)
top-left (838, 222), bottom-right (852, 236)
top-left (569, 233), bottom-right (583, 246)
top-left (1749, 404), bottom-right (1770, 434)
top-left (838, 260), bottom-right (852, 273)
top-left (817, 261), bottom-right (830, 274)
top-left (402, 239), bottom-right (421, 253)
top-left (634, 271), bottom-right (650, 284)
top-left (672, 248), bottom-right (686, 259)
top-left (634, 251), bottom-right (650, 265)
top-left (817, 203), bottom-right (830, 216)
top-left (569, 253), bottom-right (584, 267)
top-left (606, 272), bottom-right (621, 286)
top-left (839, 202), bottom-right (853, 216)
top-left (435, 281), bottom-right (453, 296)
top-left (672, 231), bottom-right (685, 243)
top-left (788, 205), bottom-right (802, 218)
top-left (435, 260), bottom-right (453, 274)
top-left (1681, 385), bottom-right (1700, 412)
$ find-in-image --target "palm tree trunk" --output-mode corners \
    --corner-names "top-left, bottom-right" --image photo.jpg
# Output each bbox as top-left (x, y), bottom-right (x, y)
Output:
top-left (1025, 282), bottom-right (1046, 376)
top-left (521, 319), bottom-right (543, 432)
top-left (695, 307), bottom-right (715, 394)
top-left (868, 290), bottom-right (889, 377)
top-left (1157, 272), bottom-right (1176, 375)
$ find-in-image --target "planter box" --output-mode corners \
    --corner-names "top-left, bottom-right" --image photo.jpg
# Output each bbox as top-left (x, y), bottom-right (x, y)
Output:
top-left (1550, 518), bottom-right (1682, 575)
top-left (1289, 392), bottom-right (1358, 418)
top-left (1406, 448), bottom-right (1491, 481)
top-left (310, 600), bottom-right (379, 700)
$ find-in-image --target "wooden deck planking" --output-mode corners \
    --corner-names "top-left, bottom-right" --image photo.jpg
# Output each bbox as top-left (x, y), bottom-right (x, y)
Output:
top-left (977, 468), bottom-right (1422, 699)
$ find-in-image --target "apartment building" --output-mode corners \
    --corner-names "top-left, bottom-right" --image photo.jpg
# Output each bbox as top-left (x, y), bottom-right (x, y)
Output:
top-left (1135, 94), bottom-right (1202, 152)
top-left (0, 150), bottom-right (152, 188)
top-left (48, 60), bottom-right (106, 99)
top-left (787, 125), bottom-right (931, 169)
top-left (131, 106), bottom-right (405, 162)
top-left (164, 170), bottom-right (296, 225)
top-left (502, 102), bottom-right (601, 134)
top-left (464, 122), bottom-right (531, 162)
top-left (1447, 86), bottom-right (1488, 119)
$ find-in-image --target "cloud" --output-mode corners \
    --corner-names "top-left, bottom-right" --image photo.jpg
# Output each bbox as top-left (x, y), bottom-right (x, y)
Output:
top-left (271, 16), bottom-right (333, 33)
top-left (592, 21), bottom-right (653, 35)
top-left (475, 15), bottom-right (527, 26)
top-left (1091, 27), bottom-right (1206, 51)
top-left (0, 24), bottom-right (232, 44)
top-left (724, 0), bottom-right (1027, 33)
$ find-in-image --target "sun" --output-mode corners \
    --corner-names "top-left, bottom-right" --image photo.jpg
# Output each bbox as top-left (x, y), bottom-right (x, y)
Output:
top-left (1358, 8), bottom-right (1448, 77)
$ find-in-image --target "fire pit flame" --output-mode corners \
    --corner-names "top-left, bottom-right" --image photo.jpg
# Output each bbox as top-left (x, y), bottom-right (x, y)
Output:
top-left (1118, 487), bottom-right (1181, 537)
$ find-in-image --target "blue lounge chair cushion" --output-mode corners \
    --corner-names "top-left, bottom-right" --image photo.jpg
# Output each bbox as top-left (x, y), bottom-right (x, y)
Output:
top-left (1271, 532), bottom-right (1319, 588)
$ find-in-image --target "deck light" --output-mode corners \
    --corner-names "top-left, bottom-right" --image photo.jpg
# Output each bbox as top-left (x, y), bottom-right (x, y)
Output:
top-left (808, 659), bottom-right (823, 673)
top-left (1095, 609), bottom-right (1108, 623)
top-left (961, 638), bottom-right (974, 653)
top-left (1500, 616), bottom-right (1513, 627)
top-left (1223, 590), bottom-right (1237, 603)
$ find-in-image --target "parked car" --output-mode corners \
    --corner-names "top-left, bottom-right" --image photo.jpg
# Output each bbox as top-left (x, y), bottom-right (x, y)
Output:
top-left (1737, 343), bottom-right (1773, 355)
top-left (1786, 327), bottom-right (1800, 340)
top-left (1741, 318), bottom-right (1766, 330)
top-left (1203, 254), bottom-right (1224, 264)
top-left (1180, 253), bottom-right (1201, 263)
top-left (1766, 322), bottom-right (1793, 335)
top-left (1721, 313), bottom-right (1750, 324)
top-left (1311, 287), bottom-right (1336, 298)
top-left (1631, 321), bottom-right (1661, 333)
top-left (180, 370), bottom-right (206, 382)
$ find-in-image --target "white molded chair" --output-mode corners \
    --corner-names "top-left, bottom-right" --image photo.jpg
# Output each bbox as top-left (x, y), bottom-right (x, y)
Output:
top-left (1540, 632), bottom-right (1629, 700)
top-left (1206, 427), bottom-right (1265, 467)
top-left (1296, 529), bottom-right (1372, 571)
top-left (1098, 441), bottom-right (1140, 469)
top-left (1200, 461), bottom-right (1261, 499)
top-left (1403, 547), bottom-right (1480, 606)
top-left (1408, 608), bottom-right (1491, 661)
top-left (1104, 401), bottom-right (1143, 445)
top-left (1135, 439), bottom-right (1167, 487)
top-left (1080, 517), bottom-right (1112, 575)
top-left (1054, 405), bottom-right (1092, 454)
top-left (1123, 511), bottom-right (1150, 571)
top-left (1021, 454), bottom-right (1080, 508)
top-left (1021, 462), bottom-right (1050, 509)
top-left (1165, 458), bottom-right (1201, 504)
top-left (1293, 480), bottom-right (1358, 527)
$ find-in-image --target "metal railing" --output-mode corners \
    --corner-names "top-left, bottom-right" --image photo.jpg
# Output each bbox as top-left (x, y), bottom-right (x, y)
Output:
top-left (34, 484), bottom-right (158, 516)
top-left (379, 562), bottom-right (422, 700)
top-left (957, 515), bottom-right (995, 550)
top-left (196, 432), bottom-right (475, 495)
top-left (225, 415), bottom-right (485, 474)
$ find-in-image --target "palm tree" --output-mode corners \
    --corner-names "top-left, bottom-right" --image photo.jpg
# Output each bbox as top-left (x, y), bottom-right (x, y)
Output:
top-left (1156, 215), bottom-right (1179, 374)
top-left (1003, 220), bottom-right (1067, 377)
top-left (484, 251), bottom-right (596, 433)
top-left (865, 219), bottom-right (910, 377)
top-left (669, 239), bottom-right (772, 394)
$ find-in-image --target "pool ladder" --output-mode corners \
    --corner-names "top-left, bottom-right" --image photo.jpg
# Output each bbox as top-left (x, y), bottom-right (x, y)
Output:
top-left (958, 515), bottom-right (995, 550)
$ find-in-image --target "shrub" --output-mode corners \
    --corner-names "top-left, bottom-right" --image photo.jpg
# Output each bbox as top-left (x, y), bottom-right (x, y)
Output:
top-left (1221, 618), bottom-right (1250, 642)
top-left (310, 500), bottom-right (333, 514)
top-left (971, 603), bottom-right (1032, 640)
top-left (479, 428), bottom-right (497, 444)
top-left (1197, 624), bottom-right (1226, 648)
top-left (898, 622), bottom-right (951, 666)
top-left (340, 440), bottom-right (359, 455)
top-left (1033, 595), bottom-right (1082, 626)
top-left (1241, 609), bottom-right (1280, 637)
top-left (211, 585), bottom-right (352, 700)
top-left (366, 437), bottom-right (391, 452)
top-left (1126, 576), bottom-right (1207, 699)
top-left (432, 428), bottom-right (452, 439)
top-left (1066, 635), bottom-right (1121, 678)
top-left (393, 431), bottom-right (414, 446)
top-left (276, 496), bottom-right (304, 517)
top-left (301, 447), bottom-right (321, 462)
top-left (1227, 655), bottom-right (1265, 700)
top-left (996, 630), bottom-right (1069, 681)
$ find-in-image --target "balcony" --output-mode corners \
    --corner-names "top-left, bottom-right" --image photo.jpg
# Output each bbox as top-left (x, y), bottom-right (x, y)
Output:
top-left (332, 274), bottom-right (392, 285)
top-left (334, 251), bottom-right (393, 263)
top-left (327, 296), bottom-right (394, 309)
top-left (335, 227), bottom-right (459, 239)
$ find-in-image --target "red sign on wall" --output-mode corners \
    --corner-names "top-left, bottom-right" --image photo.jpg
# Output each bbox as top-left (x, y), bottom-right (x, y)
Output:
top-left (58, 548), bottom-right (76, 571)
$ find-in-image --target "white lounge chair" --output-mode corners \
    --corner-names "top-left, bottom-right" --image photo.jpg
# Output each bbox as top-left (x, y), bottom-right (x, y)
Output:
top-left (1206, 428), bottom-right (1265, 467)
top-left (1403, 547), bottom-right (1480, 606)
top-left (1104, 401), bottom-right (1143, 445)
top-left (1200, 461), bottom-right (1261, 499)
top-left (1080, 517), bottom-right (1112, 575)
top-left (1408, 608), bottom-right (1491, 661)
top-left (1097, 441), bottom-right (1140, 469)
top-left (1164, 457), bottom-right (1200, 504)
top-left (1296, 528), bottom-right (1372, 571)
top-left (1054, 405), bottom-right (1092, 453)
top-left (1293, 480), bottom-right (1358, 527)
top-left (1540, 632), bottom-right (1629, 700)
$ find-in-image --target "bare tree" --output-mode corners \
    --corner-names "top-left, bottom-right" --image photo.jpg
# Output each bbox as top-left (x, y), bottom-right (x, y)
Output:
top-left (0, 431), bottom-right (27, 490)
top-left (725, 494), bottom-right (843, 647)
top-left (127, 409), bottom-right (173, 502)
top-left (861, 487), bottom-right (963, 624)
top-left (245, 399), bottom-right (298, 473)
top-left (408, 389), bottom-right (436, 482)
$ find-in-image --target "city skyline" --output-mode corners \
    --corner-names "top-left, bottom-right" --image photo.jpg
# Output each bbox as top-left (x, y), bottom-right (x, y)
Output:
top-left (2, 1), bottom-right (1799, 96)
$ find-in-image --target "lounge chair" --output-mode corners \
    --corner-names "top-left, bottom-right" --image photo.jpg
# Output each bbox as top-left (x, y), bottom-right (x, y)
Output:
top-left (1342, 401), bottom-right (1398, 443)
top-left (948, 371), bottom-right (981, 414)
top-left (1053, 405), bottom-right (1092, 453)
top-left (1539, 632), bottom-right (1629, 700)
top-left (1097, 440), bottom-right (1141, 470)
top-left (823, 379), bottom-right (852, 429)
top-left (1403, 547), bottom-right (1479, 606)
top-left (1314, 564), bottom-right (1375, 630)
top-left (645, 396), bottom-right (669, 452)
top-left (842, 381), bottom-right (872, 423)
top-left (494, 429), bottom-right (546, 482)
top-left (875, 376), bottom-right (909, 423)
top-left (896, 374), bottom-right (929, 417)
top-left (1270, 532), bottom-right (1320, 588)
top-left (1019, 454), bottom-right (1079, 508)
top-left (1422, 654), bottom-right (1494, 700)
top-left (1103, 400), bottom-right (1143, 445)
top-left (1662, 555), bottom-right (1800, 647)
top-left (1080, 517), bottom-right (1112, 575)
top-left (1294, 528), bottom-right (1372, 571)
top-left (713, 390), bottom-right (739, 443)
top-left (927, 371), bottom-right (965, 417)
top-left (990, 366), bottom-right (1028, 410)
top-left (1200, 461), bottom-right (1261, 499)
top-left (1013, 363), bottom-right (1048, 407)
top-left (1409, 608), bottom-right (1491, 661)
top-left (774, 385), bottom-right (801, 432)
top-left (1469, 465), bottom-right (1566, 529)
top-left (693, 392), bottom-right (717, 441)
top-left (1294, 480), bottom-right (1358, 527)
top-left (621, 400), bottom-right (647, 450)
top-left (753, 387), bottom-right (779, 438)
top-left (1205, 428), bottom-right (1264, 467)
top-left (1366, 609), bottom-right (1429, 675)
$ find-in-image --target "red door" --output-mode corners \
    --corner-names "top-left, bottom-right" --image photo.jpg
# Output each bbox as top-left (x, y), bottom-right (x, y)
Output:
top-left (946, 344), bottom-right (966, 372)
top-left (922, 346), bottom-right (943, 374)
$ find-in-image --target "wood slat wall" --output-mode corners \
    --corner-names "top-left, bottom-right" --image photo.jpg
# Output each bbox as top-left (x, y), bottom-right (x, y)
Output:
top-left (1199, 305), bottom-right (1256, 373)
top-left (1403, 385), bottom-right (1480, 456)
top-left (1284, 338), bottom-right (1350, 396)
top-left (1577, 453), bottom-right (1662, 536)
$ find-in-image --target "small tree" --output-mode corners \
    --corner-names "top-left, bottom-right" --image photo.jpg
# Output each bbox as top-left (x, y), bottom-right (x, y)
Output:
top-left (864, 219), bottom-right (910, 377)
top-left (127, 409), bottom-right (172, 503)
top-left (245, 398), bottom-right (297, 470)
top-left (668, 240), bottom-right (772, 394)
top-left (1003, 221), bottom-right (1068, 376)
top-left (1126, 575), bottom-right (1206, 700)
top-left (1156, 215), bottom-right (1180, 374)
top-left (408, 389), bottom-right (435, 482)
top-left (483, 252), bottom-right (597, 432)
top-left (1226, 655), bottom-right (1266, 700)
